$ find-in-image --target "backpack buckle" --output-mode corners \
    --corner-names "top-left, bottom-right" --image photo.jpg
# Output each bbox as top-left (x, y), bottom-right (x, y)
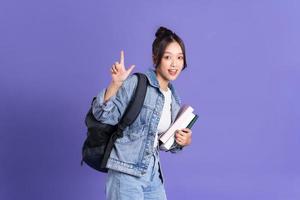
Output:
top-left (115, 128), bottom-right (124, 138)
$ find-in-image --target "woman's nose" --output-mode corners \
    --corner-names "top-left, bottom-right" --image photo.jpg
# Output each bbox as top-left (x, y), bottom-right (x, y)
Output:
top-left (171, 58), bottom-right (176, 67)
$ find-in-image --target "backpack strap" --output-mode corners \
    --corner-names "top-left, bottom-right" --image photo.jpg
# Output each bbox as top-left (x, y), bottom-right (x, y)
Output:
top-left (117, 73), bottom-right (148, 132)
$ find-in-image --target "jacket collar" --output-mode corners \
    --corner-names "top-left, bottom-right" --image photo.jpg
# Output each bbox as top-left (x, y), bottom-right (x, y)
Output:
top-left (144, 68), bottom-right (182, 105)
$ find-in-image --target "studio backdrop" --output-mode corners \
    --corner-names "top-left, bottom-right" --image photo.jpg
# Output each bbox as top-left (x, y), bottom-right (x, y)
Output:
top-left (1, 0), bottom-right (299, 200)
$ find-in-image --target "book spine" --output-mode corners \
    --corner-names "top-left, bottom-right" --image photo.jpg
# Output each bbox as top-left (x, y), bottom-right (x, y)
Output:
top-left (186, 115), bottom-right (198, 129)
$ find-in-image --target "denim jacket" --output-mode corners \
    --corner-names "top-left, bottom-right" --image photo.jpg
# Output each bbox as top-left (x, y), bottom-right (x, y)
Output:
top-left (92, 68), bottom-right (183, 178)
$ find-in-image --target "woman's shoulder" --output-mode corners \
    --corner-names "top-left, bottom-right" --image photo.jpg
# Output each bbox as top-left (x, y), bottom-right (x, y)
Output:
top-left (119, 73), bottom-right (140, 100)
top-left (168, 83), bottom-right (182, 105)
top-left (122, 73), bottom-right (139, 89)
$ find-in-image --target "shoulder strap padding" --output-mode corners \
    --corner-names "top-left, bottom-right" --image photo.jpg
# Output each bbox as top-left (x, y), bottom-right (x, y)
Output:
top-left (118, 73), bottom-right (148, 130)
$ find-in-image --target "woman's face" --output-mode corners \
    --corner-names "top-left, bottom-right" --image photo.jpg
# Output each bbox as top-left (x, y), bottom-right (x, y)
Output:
top-left (156, 41), bottom-right (184, 83)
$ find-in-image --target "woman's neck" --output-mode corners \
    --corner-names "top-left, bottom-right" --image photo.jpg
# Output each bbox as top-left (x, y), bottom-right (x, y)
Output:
top-left (155, 70), bottom-right (169, 91)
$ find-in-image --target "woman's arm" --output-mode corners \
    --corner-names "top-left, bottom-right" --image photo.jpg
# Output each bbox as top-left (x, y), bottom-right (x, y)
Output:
top-left (103, 81), bottom-right (123, 103)
top-left (92, 50), bottom-right (136, 125)
top-left (92, 75), bottom-right (138, 126)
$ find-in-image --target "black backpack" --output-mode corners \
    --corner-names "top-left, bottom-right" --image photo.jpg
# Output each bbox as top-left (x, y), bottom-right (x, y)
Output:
top-left (81, 73), bottom-right (148, 172)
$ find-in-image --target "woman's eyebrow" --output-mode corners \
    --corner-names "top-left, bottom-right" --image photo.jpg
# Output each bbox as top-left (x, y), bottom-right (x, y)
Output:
top-left (164, 51), bottom-right (183, 55)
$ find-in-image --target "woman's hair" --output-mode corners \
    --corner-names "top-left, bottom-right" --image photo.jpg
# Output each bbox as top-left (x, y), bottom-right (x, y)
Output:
top-left (152, 26), bottom-right (187, 70)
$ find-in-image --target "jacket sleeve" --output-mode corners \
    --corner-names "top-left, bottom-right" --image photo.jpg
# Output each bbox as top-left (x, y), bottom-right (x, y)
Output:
top-left (92, 75), bottom-right (138, 126)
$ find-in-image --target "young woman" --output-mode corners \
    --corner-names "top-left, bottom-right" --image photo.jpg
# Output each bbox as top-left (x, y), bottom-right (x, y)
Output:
top-left (92, 26), bottom-right (192, 200)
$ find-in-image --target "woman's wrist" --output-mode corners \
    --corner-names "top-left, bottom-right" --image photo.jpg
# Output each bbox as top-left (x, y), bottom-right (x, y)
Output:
top-left (104, 81), bottom-right (123, 102)
top-left (111, 80), bottom-right (124, 88)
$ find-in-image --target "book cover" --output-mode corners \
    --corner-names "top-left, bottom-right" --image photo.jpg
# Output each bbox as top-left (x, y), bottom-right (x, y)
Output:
top-left (160, 114), bottom-right (198, 150)
top-left (159, 105), bottom-right (194, 143)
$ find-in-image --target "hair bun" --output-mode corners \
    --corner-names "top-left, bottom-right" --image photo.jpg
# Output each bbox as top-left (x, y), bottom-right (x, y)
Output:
top-left (155, 26), bottom-right (173, 39)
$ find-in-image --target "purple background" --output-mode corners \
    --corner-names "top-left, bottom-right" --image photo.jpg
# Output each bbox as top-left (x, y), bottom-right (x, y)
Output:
top-left (1, 0), bottom-right (300, 199)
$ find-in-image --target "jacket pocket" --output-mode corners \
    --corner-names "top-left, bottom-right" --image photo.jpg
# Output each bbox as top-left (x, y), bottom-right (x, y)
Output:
top-left (136, 105), bottom-right (154, 125)
top-left (115, 124), bottom-right (148, 144)
top-left (112, 125), bottom-right (148, 164)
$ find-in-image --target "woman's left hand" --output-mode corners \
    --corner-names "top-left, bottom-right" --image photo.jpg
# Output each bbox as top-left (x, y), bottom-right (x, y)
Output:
top-left (175, 128), bottom-right (192, 147)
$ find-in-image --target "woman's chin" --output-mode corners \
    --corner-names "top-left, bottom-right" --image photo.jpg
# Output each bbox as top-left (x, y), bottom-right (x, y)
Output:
top-left (168, 76), bottom-right (178, 81)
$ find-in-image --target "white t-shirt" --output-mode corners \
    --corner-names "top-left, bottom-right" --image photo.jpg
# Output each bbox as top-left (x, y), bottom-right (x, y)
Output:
top-left (153, 87), bottom-right (172, 150)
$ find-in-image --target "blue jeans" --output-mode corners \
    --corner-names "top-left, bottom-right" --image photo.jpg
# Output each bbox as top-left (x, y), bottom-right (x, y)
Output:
top-left (105, 150), bottom-right (167, 200)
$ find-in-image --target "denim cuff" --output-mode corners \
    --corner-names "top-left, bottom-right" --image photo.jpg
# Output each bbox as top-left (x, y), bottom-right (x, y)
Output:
top-left (94, 88), bottom-right (117, 112)
top-left (167, 141), bottom-right (183, 153)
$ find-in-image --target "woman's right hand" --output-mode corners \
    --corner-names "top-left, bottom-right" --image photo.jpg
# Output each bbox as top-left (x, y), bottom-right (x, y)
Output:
top-left (110, 50), bottom-right (135, 85)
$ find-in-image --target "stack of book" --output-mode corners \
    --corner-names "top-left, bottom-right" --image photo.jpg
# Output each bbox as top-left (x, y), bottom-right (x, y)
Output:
top-left (159, 105), bottom-right (198, 150)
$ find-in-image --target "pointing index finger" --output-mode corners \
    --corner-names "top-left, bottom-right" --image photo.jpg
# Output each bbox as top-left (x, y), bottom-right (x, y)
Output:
top-left (120, 50), bottom-right (124, 65)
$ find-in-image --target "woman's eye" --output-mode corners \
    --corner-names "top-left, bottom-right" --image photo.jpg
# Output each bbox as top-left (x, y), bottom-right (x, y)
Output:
top-left (178, 56), bottom-right (183, 60)
top-left (164, 56), bottom-right (171, 59)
